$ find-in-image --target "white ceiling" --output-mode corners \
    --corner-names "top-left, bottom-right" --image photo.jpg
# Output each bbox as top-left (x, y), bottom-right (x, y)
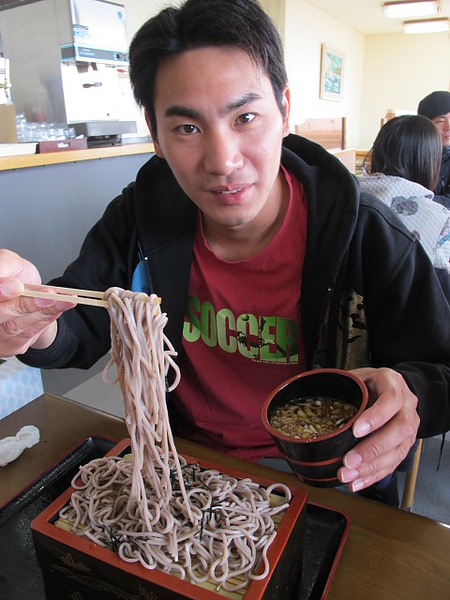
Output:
top-left (304, 0), bottom-right (450, 34)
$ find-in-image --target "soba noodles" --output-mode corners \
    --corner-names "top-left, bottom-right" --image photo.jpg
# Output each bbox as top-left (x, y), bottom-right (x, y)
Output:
top-left (58, 288), bottom-right (292, 591)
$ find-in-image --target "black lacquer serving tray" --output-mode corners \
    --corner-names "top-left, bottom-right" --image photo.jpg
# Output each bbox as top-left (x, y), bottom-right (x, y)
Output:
top-left (0, 437), bottom-right (349, 600)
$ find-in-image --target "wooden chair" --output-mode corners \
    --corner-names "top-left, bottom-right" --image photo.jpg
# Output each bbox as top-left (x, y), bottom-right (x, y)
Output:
top-left (400, 439), bottom-right (423, 511)
top-left (380, 108), bottom-right (396, 128)
top-left (294, 117), bottom-right (346, 150)
top-left (330, 148), bottom-right (356, 173)
top-left (294, 117), bottom-right (356, 173)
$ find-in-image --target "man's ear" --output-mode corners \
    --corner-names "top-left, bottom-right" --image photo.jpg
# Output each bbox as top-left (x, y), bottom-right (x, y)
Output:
top-left (145, 111), bottom-right (164, 158)
top-left (281, 86), bottom-right (291, 138)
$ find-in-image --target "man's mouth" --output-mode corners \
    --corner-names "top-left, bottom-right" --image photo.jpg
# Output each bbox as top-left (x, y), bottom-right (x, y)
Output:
top-left (217, 187), bottom-right (244, 195)
top-left (210, 185), bottom-right (250, 205)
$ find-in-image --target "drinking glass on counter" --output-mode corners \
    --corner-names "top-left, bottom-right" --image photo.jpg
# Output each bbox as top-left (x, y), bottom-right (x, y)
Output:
top-left (15, 115), bottom-right (74, 142)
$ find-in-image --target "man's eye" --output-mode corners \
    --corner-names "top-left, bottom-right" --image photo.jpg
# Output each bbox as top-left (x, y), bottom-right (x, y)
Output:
top-left (177, 124), bottom-right (198, 135)
top-left (236, 113), bottom-right (256, 125)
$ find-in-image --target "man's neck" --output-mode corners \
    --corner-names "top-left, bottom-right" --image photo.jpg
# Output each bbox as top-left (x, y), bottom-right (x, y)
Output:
top-left (203, 172), bottom-right (290, 261)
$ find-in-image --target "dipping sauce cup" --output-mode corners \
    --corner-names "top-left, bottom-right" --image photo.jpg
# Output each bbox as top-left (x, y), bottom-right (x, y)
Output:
top-left (262, 369), bottom-right (368, 487)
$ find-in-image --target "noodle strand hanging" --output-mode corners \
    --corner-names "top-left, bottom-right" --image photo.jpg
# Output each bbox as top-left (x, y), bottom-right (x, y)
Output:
top-left (58, 288), bottom-right (292, 592)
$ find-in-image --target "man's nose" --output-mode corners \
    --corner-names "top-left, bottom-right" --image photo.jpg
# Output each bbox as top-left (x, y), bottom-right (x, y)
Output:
top-left (203, 131), bottom-right (244, 175)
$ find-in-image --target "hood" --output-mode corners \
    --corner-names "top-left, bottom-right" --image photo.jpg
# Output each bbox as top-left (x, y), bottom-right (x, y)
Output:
top-left (282, 134), bottom-right (360, 283)
top-left (133, 135), bottom-right (361, 280)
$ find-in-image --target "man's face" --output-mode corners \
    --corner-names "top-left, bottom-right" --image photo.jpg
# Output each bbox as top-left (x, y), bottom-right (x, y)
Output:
top-left (150, 46), bottom-right (290, 237)
top-left (432, 112), bottom-right (450, 147)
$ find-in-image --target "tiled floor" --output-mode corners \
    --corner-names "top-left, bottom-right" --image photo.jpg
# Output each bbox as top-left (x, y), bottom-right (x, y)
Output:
top-left (410, 436), bottom-right (450, 525)
top-left (42, 365), bottom-right (450, 525)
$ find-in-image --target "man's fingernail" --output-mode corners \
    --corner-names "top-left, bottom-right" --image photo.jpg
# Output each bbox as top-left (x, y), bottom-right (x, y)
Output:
top-left (354, 421), bottom-right (371, 437)
top-left (351, 480), bottom-right (365, 492)
top-left (340, 468), bottom-right (359, 483)
top-left (344, 451), bottom-right (362, 469)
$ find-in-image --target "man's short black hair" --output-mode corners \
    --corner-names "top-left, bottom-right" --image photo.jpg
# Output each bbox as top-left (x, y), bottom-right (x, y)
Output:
top-left (129, 0), bottom-right (288, 136)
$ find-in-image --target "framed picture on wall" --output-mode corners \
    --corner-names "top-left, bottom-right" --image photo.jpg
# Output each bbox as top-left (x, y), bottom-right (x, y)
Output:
top-left (320, 44), bottom-right (344, 101)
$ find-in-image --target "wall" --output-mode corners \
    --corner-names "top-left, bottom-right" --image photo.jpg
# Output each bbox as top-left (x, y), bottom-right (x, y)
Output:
top-left (360, 31), bottom-right (450, 149)
top-left (283, 2), bottom-right (449, 149)
top-left (283, 0), bottom-right (364, 149)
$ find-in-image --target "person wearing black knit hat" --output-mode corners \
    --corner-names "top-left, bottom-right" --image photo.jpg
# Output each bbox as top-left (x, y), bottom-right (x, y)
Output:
top-left (418, 91), bottom-right (450, 208)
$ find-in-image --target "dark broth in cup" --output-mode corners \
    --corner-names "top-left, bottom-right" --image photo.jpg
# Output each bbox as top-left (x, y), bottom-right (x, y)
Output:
top-left (270, 396), bottom-right (357, 440)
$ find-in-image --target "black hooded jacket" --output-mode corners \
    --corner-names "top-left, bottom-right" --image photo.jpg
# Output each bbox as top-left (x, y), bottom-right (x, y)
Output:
top-left (21, 134), bottom-right (450, 442)
top-left (434, 145), bottom-right (450, 209)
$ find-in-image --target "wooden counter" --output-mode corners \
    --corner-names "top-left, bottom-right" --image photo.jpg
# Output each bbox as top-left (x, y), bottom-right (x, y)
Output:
top-left (0, 141), bottom-right (155, 172)
top-left (1, 393), bottom-right (450, 599)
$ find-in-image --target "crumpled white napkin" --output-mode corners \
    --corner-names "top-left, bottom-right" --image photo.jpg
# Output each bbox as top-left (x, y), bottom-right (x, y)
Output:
top-left (0, 425), bottom-right (40, 467)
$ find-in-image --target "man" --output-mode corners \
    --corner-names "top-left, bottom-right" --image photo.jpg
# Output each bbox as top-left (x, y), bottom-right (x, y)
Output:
top-left (1, 0), bottom-right (450, 506)
top-left (418, 90), bottom-right (450, 208)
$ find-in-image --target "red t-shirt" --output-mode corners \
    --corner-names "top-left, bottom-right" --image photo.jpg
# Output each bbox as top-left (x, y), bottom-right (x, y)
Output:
top-left (174, 168), bottom-right (307, 461)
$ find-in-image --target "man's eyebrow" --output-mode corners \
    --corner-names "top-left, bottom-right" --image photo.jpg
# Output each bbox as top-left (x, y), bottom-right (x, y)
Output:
top-left (164, 92), bottom-right (262, 120)
top-left (224, 92), bottom-right (262, 113)
top-left (165, 105), bottom-right (201, 119)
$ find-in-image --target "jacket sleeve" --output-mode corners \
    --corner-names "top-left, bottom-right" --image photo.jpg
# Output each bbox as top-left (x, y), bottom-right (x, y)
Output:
top-left (19, 184), bottom-right (138, 371)
top-left (353, 198), bottom-right (450, 439)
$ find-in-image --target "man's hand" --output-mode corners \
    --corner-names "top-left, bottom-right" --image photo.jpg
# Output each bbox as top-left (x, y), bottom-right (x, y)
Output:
top-left (338, 367), bottom-right (419, 492)
top-left (0, 249), bottom-right (74, 357)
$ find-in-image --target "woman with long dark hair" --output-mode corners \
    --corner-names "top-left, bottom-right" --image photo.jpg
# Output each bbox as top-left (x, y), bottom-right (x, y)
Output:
top-left (360, 115), bottom-right (450, 293)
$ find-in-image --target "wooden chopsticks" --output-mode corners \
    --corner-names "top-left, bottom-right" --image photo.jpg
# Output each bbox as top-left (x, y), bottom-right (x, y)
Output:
top-left (22, 283), bottom-right (109, 308)
top-left (21, 284), bottom-right (161, 309)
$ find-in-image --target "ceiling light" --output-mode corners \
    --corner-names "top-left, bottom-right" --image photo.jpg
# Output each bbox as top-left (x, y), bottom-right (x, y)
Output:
top-left (382, 1), bottom-right (441, 19)
top-left (402, 16), bottom-right (449, 32)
